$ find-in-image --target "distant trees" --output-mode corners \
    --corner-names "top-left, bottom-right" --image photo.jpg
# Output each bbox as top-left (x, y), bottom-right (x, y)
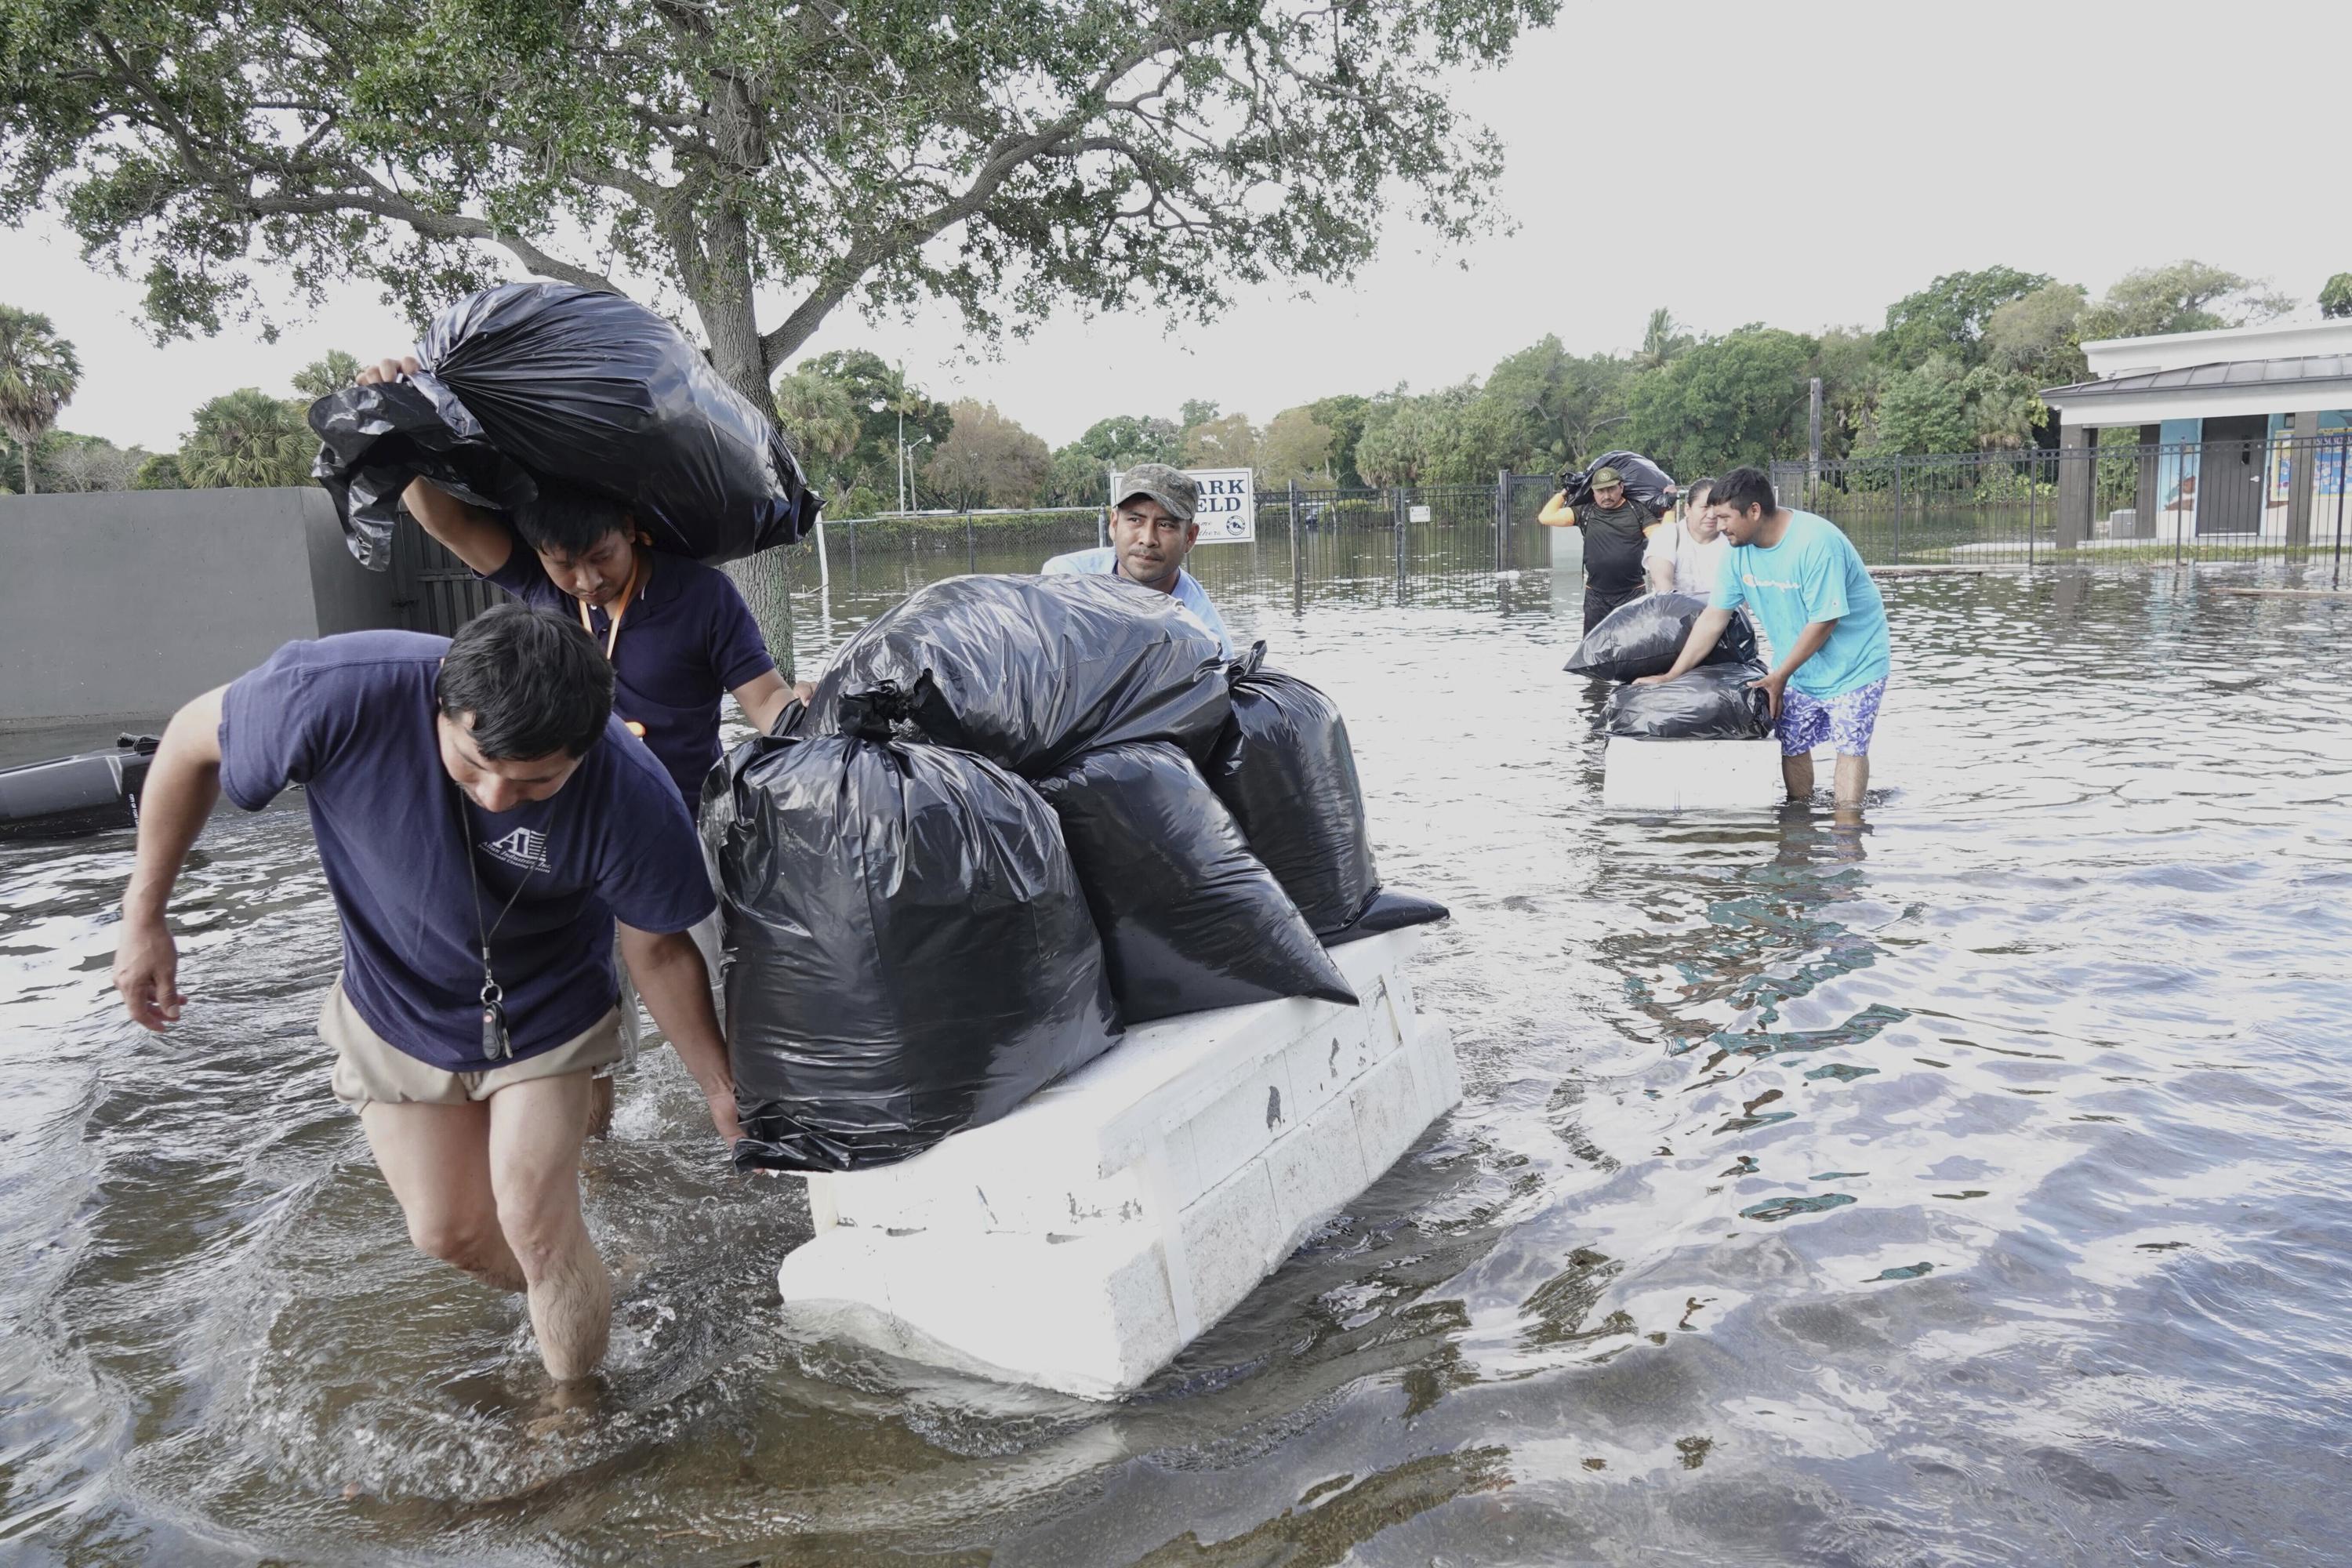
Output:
top-left (924, 401), bottom-right (1051, 510)
top-left (0, 307), bottom-right (81, 494)
top-left (179, 389), bottom-right (313, 488)
top-left (2323, 273), bottom-right (2352, 321)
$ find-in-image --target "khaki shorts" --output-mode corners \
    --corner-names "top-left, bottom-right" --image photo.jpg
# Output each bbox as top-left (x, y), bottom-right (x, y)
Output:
top-left (322, 978), bottom-right (626, 1109)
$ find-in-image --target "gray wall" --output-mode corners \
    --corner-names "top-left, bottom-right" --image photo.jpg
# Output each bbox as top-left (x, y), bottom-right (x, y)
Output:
top-left (1, 488), bottom-right (402, 722)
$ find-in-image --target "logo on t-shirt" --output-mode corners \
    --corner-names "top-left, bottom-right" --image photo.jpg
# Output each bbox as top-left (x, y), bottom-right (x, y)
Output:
top-left (480, 826), bottom-right (550, 871)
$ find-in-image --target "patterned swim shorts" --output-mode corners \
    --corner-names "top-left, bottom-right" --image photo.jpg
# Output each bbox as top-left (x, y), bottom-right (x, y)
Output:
top-left (1777, 677), bottom-right (1887, 757)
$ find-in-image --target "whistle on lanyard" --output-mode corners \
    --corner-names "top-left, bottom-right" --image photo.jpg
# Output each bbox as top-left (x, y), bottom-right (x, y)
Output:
top-left (623, 719), bottom-right (646, 737)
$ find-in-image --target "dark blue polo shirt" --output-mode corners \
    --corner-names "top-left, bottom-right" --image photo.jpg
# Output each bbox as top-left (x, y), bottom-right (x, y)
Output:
top-left (490, 549), bottom-right (776, 808)
top-left (218, 632), bottom-right (715, 1072)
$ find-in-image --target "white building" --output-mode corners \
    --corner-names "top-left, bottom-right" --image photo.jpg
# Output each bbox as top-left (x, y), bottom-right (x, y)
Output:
top-left (2041, 319), bottom-right (2352, 545)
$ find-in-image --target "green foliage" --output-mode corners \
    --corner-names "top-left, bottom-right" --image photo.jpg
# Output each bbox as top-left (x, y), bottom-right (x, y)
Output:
top-left (1877, 267), bottom-right (2051, 371)
top-left (4, 0), bottom-right (1558, 409)
top-left (1258, 407), bottom-right (1337, 488)
top-left (924, 401), bottom-right (1051, 510)
top-left (792, 351), bottom-right (952, 506)
top-left (1632, 308), bottom-right (1693, 372)
top-left (179, 389), bottom-right (314, 487)
top-left (771, 365), bottom-right (864, 499)
top-left (2077, 260), bottom-right (2293, 340)
top-left (1984, 283), bottom-right (2089, 389)
top-left (1070, 416), bottom-right (1182, 468)
top-left (2318, 272), bottom-right (2352, 320)
top-left (1308, 395), bottom-right (1373, 486)
top-left (1625, 328), bottom-right (1818, 477)
top-left (290, 350), bottom-right (361, 400)
top-left (132, 452), bottom-right (185, 489)
top-left (0, 306), bottom-right (82, 494)
top-left (1181, 412), bottom-right (1258, 470)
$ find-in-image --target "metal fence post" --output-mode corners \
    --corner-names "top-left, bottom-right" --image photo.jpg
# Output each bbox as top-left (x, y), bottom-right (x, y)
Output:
top-left (1288, 477), bottom-right (1303, 615)
top-left (964, 506), bottom-right (975, 572)
top-left (1494, 468), bottom-right (1508, 572)
top-left (2335, 436), bottom-right (2347, 590)
top-left (2027, 454), bottom-right (2036, 568)
top-left (1393, 486), bottom-right (1407, 594)
top-left (1890, 456), bottom-right (1903, 566)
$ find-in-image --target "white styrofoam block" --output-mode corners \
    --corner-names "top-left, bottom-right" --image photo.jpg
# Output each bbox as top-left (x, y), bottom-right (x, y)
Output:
top-left (776, 1225), bottom-right (1184, 1399)
top-left (775, 927), bottom-right (1460, 1399)
top-left (1602, 735), bottom-right (1784, 811)
top-left (1177, 1160), bottom-right (1287, 1327)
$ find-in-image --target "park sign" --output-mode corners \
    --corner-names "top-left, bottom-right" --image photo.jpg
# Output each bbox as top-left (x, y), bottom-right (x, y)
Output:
top-left (1112, 466), bottom-right (1255, 543)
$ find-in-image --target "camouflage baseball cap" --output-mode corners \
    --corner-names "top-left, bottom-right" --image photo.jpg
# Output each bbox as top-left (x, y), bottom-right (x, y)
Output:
top-left (1114, 462), bottom-right (1198, 523)
top-left (1590, 466), bottom-right (1624, 488)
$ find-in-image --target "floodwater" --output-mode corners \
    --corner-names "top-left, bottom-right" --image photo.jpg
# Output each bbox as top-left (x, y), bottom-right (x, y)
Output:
top-left (5, 547), bottom-right (2352, 1566)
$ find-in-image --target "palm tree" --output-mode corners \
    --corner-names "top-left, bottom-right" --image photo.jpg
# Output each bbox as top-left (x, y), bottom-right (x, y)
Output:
top-left (179, 389), bottom-right (316, 488)
top-left (1632, 307), bottom-right (1694, 374)
top-left (291, 350), bottom-right (362, 400)
top-left (0, 307), bottom-right (82, 495)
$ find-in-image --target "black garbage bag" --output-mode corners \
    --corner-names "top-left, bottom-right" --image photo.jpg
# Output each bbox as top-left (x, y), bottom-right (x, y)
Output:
top-left (1323, 888), bottom-right (1451, 947)
top-left (1034, 742), bottom-right (1358, 1024)
top-left (703, 731), bottom-right (1120, 1173)
top-left (1204, 642), bottom-right (1379, 935)
top-left (1564, 593), bottom-right (1759, 681)
top-left (309, 281), bottom-right (819, 570)
top-left (1559, 450), bottom-right (1677, 515)
top-left (812, 573), bottom-right (1230, 777)
top-left (1602, 662), bottom-right (1774, 739)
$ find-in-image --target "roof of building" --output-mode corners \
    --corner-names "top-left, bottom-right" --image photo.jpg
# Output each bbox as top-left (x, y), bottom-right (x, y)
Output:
top-left (2042, 353), bottom-right (2352, 401)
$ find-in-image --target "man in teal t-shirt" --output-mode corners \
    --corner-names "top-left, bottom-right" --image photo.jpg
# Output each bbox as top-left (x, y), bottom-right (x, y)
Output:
top-left (1636, 466), bottom-right (1891, 811)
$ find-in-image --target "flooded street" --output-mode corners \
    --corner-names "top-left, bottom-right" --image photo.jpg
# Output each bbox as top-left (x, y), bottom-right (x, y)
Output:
top-left (5, 552), bottom-right (2351, 1565)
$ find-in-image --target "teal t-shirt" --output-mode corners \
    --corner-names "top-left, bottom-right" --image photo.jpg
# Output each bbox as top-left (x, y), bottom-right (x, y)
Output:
top-left (1709, 510), bottom-right (1890, 699)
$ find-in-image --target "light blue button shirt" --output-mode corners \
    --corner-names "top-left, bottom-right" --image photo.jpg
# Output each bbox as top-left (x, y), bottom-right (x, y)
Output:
top-left (1040, 546), bottom-right (1236, 659)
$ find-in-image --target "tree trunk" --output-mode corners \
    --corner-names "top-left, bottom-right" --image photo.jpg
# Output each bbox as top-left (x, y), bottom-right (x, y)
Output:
top-left (689, 224), bottom-right (772, 429)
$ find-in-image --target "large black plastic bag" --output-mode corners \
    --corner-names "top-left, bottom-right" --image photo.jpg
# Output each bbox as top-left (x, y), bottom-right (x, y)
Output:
top-left (1564, 593), bottom-right (1759, 681)
top-left (703, 731), bottom-right (1120, 1173)
top-left (1602, 662), bottom-right (1774, 739)
top-left (1559, 450), bottom-right (1677, 514)
top-left (309, 281), bottom-right (819, 570)
top-left (812, 574), bottom-right (1230, 776)
top-left (1205, 642), bottom-right (1379, 935)
top-left (1035, 742), bottom-right (1358, 1024)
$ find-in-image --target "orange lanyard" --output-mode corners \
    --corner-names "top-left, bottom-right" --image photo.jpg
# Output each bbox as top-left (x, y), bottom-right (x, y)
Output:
top-left (577, 551), bottom-right (649, 660)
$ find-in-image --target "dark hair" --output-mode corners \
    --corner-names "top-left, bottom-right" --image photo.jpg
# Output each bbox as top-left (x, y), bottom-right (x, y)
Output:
top-left (1712, 466), bottom-right (1776, 515)
top-left (437, 603), bottom-right (613, 759)
top-left (1684, 476), bottom-right (1716, 509)
top-left (512, 481), bottom-right (633, 557)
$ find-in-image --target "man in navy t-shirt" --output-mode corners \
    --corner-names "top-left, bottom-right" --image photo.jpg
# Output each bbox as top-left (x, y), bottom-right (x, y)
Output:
top-left (111, 605), bottom-right (739, 1384)
top-left (357, 350), bottom-right (801, 1119)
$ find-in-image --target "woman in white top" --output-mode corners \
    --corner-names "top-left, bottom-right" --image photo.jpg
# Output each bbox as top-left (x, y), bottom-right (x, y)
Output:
top-left (1642, 474), bottom-right (1730, 597)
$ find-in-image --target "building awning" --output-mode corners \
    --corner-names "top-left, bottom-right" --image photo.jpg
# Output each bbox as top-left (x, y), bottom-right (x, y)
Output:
top-left (2041, 354), bottom-right (2352, 426)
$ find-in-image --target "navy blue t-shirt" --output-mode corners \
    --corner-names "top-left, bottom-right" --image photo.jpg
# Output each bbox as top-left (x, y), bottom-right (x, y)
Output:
top-left (489, 549), bottom-right (775, 808)
top-left (218, 631), bottom-right (717, 1072)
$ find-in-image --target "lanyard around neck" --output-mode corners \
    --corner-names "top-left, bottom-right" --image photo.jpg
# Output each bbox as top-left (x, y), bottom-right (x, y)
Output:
top-left (577, 551), bottom-right (649, 660)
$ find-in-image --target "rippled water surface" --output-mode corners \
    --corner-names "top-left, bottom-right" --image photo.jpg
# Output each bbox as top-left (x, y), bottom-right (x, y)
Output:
top-left (5, 557), bottom-right (2352, 1566)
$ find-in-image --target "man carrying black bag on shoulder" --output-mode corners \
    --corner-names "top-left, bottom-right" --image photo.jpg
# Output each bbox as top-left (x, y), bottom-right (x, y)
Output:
top-left (1538, 465), bottom-right (1665, 633)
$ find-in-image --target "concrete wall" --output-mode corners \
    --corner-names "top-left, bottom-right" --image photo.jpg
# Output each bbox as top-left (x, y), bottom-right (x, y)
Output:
top-left (0, 488), bottom-right (401, 722)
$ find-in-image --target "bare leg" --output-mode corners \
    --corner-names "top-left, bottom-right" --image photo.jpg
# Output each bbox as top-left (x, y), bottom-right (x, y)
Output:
top-left (1781, 751), bottom-right (1816, 802)
top-left (1832, 753), bottom-right (1871, 820)
top-left (361, 1101), bottom-right (525, 1293)
top-left (586, 1073), bottom-right (615, 1140)
top-left (488, 1071), bottom-right (608, 1382)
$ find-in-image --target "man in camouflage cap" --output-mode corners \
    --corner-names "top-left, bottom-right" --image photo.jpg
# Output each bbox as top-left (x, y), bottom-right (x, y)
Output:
top-left (1539, 464), bottom-right (1668, 633)
top-left (1042, 461), bottom-right (1234, 656)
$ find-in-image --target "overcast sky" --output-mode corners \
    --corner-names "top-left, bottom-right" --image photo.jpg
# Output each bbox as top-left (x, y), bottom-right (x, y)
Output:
top-left (6, 0), bottom-right (2345, 455)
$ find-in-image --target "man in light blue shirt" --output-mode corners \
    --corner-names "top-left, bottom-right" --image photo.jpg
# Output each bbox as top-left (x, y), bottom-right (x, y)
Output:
top-left (1637, 466), bottom-right (1890, 812)
top-left (1043, 463), bottom-right (1235, 658)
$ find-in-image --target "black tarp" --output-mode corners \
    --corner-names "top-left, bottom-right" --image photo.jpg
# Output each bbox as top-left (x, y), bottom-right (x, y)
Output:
top-left (1564, 593), bottom-right (1759, 681)
top-left (1602, 662), bottom-right (1775, 739)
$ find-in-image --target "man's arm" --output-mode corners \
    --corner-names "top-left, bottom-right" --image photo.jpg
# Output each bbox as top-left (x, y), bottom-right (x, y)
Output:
top-left (113, 686), bottom-right (227, 1031)
top-left (616, 924), bottom-right (743, 1148)
top-left (730, 672), bottom-right (816, 735)
top-left (1642, 531), bottom-right (1677, 594)
top-left (1632, 607), bottom-right (1735, 687)
top-left (354, 356), bottom-right (516, 578)
top-left (1537, 492), bottom-right (1577, 528)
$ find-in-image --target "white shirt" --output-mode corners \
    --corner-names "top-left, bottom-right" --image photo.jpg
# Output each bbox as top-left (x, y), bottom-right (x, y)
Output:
top-left (1040, 546), bottom-right (1236, 658)
top-left (1643, 521), bottom-right (1730, 598)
